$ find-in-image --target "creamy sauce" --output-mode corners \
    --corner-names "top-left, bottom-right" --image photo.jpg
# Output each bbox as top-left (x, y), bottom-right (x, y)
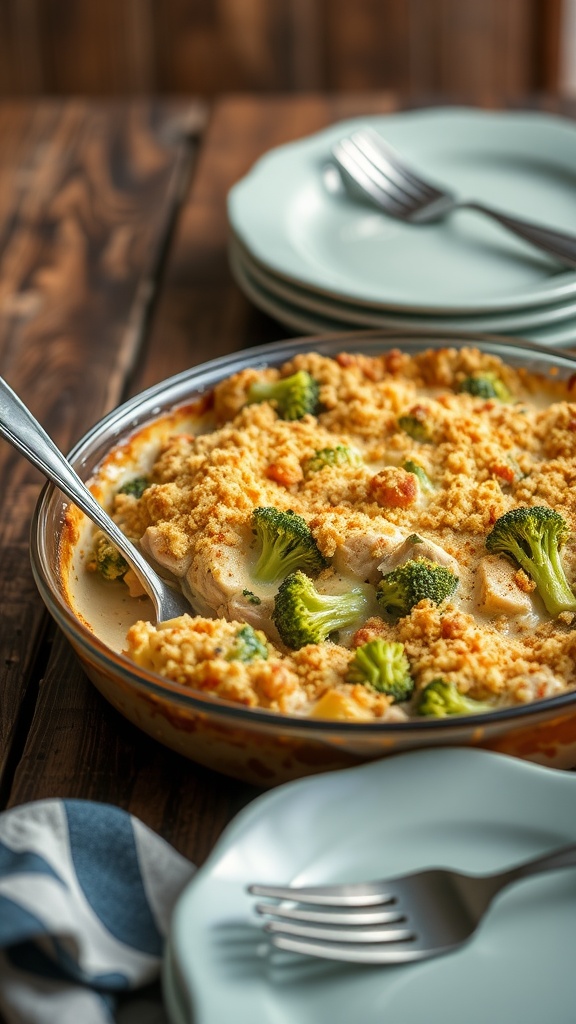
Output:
top-left (70, 520), bottom-right (155, 652)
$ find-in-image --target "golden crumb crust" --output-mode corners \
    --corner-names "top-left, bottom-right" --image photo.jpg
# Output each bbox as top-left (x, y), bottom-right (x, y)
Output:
top-left (91, 346), bottom-right (576, 720)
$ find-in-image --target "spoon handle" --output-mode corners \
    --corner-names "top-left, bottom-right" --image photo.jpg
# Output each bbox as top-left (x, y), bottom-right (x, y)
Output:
top-left (0, 375), bottom-right (171, 619)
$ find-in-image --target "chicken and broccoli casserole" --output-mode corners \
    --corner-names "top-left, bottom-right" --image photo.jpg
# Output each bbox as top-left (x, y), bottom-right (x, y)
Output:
top-left (85, 345), bottom-right (576, 722)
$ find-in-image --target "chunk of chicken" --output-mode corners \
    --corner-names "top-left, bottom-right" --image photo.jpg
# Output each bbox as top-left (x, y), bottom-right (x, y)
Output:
top-left (378, 533), bottom-right (460, 576)
top-left (184, 526), bottom-right (281, 641)
top-left (332, 522), bottom-right (404, 584)
top-left (226, 590), bottom-right (278, 637)
top-left (141, 526), bottom-right (192, 578)
top-left (476, 555), bottom-right (534, 618)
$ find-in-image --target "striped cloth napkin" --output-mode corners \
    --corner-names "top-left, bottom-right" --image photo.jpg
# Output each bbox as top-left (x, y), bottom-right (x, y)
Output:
top-left (0, 799), bottom-right (195, 1024)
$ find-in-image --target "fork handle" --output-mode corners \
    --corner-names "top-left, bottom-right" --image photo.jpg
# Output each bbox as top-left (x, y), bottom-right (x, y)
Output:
top-left (498, 841), bottom-right (576, 889)
top-left (462, 201), bottom-right (576, 268)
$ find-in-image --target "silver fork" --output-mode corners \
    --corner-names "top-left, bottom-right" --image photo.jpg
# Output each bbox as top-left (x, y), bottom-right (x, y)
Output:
top-left (249, 841), bottom-right (576, 964)
top-left (331, 126), bottom-right (576, 268)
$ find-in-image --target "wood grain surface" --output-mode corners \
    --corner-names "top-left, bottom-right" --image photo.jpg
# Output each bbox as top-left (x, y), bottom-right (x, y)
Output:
top-left (0, 98), bottom-right (204, 810)
top-left (0, 0), bottom-right (564, 101)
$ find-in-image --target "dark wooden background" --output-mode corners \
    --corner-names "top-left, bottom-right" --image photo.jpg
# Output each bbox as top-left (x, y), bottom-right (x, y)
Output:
top-left (0, 0), bottom-right (564, 102)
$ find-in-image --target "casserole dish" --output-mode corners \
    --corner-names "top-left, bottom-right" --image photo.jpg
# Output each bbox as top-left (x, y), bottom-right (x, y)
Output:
top-left (30, 330), bottom-right (576, 785)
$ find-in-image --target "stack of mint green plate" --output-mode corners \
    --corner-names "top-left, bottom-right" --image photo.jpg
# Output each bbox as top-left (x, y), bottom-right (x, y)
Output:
top-left (227, 109), bottom-right (576, 346)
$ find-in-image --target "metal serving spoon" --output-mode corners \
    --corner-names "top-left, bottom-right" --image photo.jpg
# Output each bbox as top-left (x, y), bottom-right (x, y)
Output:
top-left (0, 375), bottom-right (191, 623)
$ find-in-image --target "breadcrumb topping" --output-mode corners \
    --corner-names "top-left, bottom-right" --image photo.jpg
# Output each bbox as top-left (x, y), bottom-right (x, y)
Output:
top-left (90, 346), bottom-right (576, 720)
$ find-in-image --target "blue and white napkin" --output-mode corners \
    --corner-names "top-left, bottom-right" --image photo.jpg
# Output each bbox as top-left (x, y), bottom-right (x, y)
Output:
top-left (0, 799), bottom-right (195, 1024)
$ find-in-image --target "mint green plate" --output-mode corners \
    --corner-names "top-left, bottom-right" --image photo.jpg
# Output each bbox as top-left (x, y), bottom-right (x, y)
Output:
top-left (167, 749), bottom-right (576, 1024)
top-left (229, 239), bottom-right (576, 347)
top-left (163, 943), bottom-right (190, 1024)
top-left (231, 233), bottom-right (576, 334)
top-left (228, 109), bottom-right (576, 315)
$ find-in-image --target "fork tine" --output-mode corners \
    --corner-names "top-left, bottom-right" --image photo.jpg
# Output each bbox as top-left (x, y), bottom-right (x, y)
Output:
top-left (352, 128), bottom-right (443, 202)
top-left (350, 131), bottom-right (434, 203)
top-left (331, 142), bottom-right (413, 217)
top-left (264, 919), bottom-right (415, 944)
top-left (255, 902), bottom-right (405, 926)
top-left (269, 934), bottom-right (424, 964)
top-left (335, 138), bottom-right (413, 212)
top-left (247, 882), bottom-right (396, 906)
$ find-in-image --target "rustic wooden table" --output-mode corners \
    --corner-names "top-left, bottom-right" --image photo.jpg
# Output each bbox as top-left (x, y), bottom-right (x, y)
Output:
top-left (2, 91), bottom-right (575, 868)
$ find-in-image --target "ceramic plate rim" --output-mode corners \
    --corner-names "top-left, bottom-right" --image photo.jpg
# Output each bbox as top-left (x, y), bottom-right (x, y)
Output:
top-left (229, 240), bottom-right (576, 347)
top-left (230, 232), bottom-right (576, 333)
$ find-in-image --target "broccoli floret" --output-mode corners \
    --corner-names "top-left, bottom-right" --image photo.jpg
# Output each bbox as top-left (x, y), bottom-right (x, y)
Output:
top-left (459, 373), bottom-right (511, 402)
top-left (226, 625), bottom-right (269, 663)
top-left (402, 460), bottom-right (434, 493)
top-left (397, 414), bottom-right (431, 443)
top-left (90, 534), bottom-right (129, 581)
top-left (242, 588), bottom-right (262, 605)
top-left (273, 571), bottom-right (369, 650)
top-left (252, 507), bottom-right (327, 583)
top-left (247, 370), bottom-right (319, 420)
top-left (485, 506), bottom-right (576, 617)
top-left (346, 640), bottom-right (414, 702)
top-left (417, 678), bottom-right (494, 717)
top-left (118, 476), bottom-right (149, 499)
top-left (304, 446), bottom-right (361, 476)
top-left (377, 557), bottom-right (459, 619)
